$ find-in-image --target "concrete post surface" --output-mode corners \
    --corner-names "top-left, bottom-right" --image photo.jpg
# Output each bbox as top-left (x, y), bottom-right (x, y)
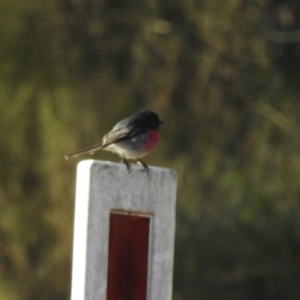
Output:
top-left (70, 160), bottom-right (177, 300)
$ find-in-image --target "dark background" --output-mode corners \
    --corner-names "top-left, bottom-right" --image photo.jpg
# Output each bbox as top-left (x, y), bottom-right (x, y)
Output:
top-left (1, 0), bottom-right (300, 299)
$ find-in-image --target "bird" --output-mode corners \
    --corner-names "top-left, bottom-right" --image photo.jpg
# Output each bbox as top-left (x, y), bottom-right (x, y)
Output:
top-left (65, 110), bottom-right (164, 172)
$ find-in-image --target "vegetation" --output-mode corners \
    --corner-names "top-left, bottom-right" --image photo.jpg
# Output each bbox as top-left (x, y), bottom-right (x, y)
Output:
top-left (1, 0), bottom-right (300, 299)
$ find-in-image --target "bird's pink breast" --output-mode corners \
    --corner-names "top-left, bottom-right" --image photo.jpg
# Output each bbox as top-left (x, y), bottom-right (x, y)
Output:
top-left (145, 130), bottom-right (159, 153)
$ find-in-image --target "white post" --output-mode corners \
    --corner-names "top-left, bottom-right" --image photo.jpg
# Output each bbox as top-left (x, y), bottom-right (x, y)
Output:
top-left (70, 160), bottom-right (177, 300)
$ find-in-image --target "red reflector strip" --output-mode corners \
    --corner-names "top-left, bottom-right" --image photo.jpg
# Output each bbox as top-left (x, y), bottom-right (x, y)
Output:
top-left (106, 212), bottom-right (151, 300)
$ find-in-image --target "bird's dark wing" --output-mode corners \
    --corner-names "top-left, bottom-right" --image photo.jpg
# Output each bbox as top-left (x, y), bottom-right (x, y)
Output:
top-left (102, 126), bottom-right (131, 146)
top-left (102, 120), bottom-right (144, 146)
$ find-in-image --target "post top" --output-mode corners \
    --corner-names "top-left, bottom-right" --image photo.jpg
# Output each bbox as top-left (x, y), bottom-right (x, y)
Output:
top-left (77, 159), bottom-right (177, 179)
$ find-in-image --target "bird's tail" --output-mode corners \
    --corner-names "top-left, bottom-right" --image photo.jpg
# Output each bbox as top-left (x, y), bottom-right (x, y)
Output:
top-left (64, 142), bottom-right (104, 160)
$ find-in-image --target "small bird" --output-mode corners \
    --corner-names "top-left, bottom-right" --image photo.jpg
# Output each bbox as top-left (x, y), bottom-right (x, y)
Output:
top-left (65, 110), bottom-right (164, 172)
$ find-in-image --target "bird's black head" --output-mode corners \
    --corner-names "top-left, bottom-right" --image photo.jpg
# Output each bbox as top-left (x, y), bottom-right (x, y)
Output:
top-left (133, 110), bottom-right (164, 130)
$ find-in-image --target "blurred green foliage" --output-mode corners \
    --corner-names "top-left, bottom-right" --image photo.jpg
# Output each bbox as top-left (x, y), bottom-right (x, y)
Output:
top-left (1, 0), bottom-right (300, 299)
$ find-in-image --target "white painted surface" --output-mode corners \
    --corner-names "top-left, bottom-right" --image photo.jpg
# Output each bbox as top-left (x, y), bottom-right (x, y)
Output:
top-left (70, 160), bottom-right (177, 300)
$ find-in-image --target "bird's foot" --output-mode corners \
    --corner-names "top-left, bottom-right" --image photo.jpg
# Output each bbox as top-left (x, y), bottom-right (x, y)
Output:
top-left (121, 157), bottom-right (132, 173)
top-left (137, 159), bottom-right (150, 174)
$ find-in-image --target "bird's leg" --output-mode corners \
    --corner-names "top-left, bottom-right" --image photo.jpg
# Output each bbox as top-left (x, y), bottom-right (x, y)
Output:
top-left (121, 156), bottom-right (132, 173)
top-left (137, 159), bottom-right (150, 174)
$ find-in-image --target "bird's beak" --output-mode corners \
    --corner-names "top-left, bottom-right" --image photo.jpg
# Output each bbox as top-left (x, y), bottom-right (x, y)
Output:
top-left (160, 120), bottom-right (165, 125)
